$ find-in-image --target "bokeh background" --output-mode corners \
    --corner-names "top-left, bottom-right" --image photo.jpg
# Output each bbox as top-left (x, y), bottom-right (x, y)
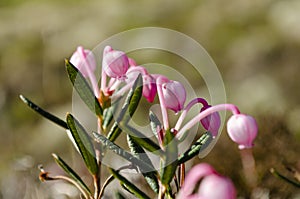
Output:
top-left (0, 0), bottom-right (300, 198)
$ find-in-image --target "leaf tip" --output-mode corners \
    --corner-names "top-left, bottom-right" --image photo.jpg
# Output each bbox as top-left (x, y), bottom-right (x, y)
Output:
top-left (65, 58), bottom-right (70, 64)
top-left (66, 112), bottom-right (72, 118)
top-left (19, 94), bottom-right (27, 103)
top-left (51, 153), bottom-right (58, 159)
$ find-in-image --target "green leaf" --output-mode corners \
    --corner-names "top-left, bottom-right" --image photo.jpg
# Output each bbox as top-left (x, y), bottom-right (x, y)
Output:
top-left (149, 111), bottom-right (161, 138)
top-left (93, 133), bottom-right (155, 172)
top-left (107, 121), bottom-right (122, 142)
top-left (270, 168), bottom-right (300, 188)
top-left (177, 132), bottom-right (212, 164)
top-left (103, 106), bottom-right (115, 130)
top-left (109, 168), bottom-right (151, 199)
top-left (66, 113), bottom-right (98, 175)
top-left (121, 125), bottom-right (162, 155)
top-left (65, 59), bottom-right (102, 117)
top-left (107, 75), bottom-right (143, 141)
top-left (127, 135), bottom-right (159, 193)
top-left (161, 129), bottom-right (178, 185)
top-left (119, 74), bottom-right (143, 123)
top-left (52, 153), bottom-right (91, 195)
top-left (19, 95), bottom-right (68, 129)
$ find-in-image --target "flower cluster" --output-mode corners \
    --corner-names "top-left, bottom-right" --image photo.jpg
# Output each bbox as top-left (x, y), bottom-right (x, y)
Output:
top-left (68, 45), bottom-right (258, 198)
top-left (21, 45), bottom-right (259, 199)
top-left (71, 46), bottom-right (258, 150)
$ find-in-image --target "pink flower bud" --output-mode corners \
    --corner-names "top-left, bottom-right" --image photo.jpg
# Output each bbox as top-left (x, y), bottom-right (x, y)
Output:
top-left (177, 163), bottom-right (236, 199)
top-left (227, 114), bottom-right (258, 149)
top-left (126, 66), bottom-right (148, 83)
top-left (142, 74), bottom-right (157, 102)
top-left (198, 174), bottom-right (236, 199)
top-left (126, 66), bottom-right (157, 102)
top-left (102, 46), bottom-right (129, 79)
top-left (70, 46), bottom-right (96, 78)
top-left (152, 74), bottom-right (169, 84)
top-left (200, 105), bottom-right (221, 137)
top-left (162, 80), bottom-right (186, 113)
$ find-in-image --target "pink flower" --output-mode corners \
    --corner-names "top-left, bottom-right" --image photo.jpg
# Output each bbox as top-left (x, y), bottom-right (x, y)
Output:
top-left (197, 173), bottom-right (236, 199)
top-left (152, 74), bottom-right (169, 84)
top-left (177, 163), bottom-right (236, 199)
top-left (142, 74), bottom-right (157, 102)
top-left (162, 80), bottom-right (186, 113)
top-left (70, 46), bottom-right (96, 78)
top-left (102, 46), bottom-right (129, 79)
top-left (227, 114), bottom-right (258, 149)
top-left (126, 66), bottom-right (148, 83)
top-left (126, 66), bottom-right (157, 102)
top-left (200, 105), bottom-right (221, 137)
top-left (70, 46), bottom-right (99, 97)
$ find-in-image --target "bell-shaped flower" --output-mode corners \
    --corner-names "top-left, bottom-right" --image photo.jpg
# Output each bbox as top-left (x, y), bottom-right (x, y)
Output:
top-left (126, 66), bottom-right (148, 83)
top-left (197, 173), bottom-right (236, 199)
top-left (200, 105), bottom-right (221, 137)
top-left (102, 46), bottom-right (129, 79)
top-left (125, 66), bottom-right (157, 102)
top-left (162, 80), bottom-right (186, 113)
top-left (177, 163), bottom-right (236, 199)
top-left (227, 114), bottom-right (258, 149)
top-left (70, 46), bottom-right (96, 78)
top-left (142, 74), bottom-right (157, 102)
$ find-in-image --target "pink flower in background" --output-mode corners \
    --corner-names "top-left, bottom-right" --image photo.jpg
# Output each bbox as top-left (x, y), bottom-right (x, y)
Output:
top-left (102, 46), bottom-right (129, 79)
top-left (70, 46), bottom-right (96, 78)
top-left (200, 105), bottom-right (221, 137)
top-left (227, 114), bottom-right (258, 149)
top-left (162, 80), bottom-right (186, 113)
top-left (177, 163), bottom-right (236, 199)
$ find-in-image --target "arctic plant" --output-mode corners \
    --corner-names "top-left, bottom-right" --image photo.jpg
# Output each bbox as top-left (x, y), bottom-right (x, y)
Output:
top-left (20, 45), bottom-right (258, 199)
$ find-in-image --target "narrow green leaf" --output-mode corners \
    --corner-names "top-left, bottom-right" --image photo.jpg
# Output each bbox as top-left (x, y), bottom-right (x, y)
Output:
top-left (118, 74), bottom-right (143, 123)
top-left (19, 95), bottom-right (68, 129)
top-left (109, 168), bottom-right (151, 199)
top-left (161, 130), bottom-right (178, 185)
top-left (52, 153), bottom-right (91, 195)
top-left (149, 111), bottom-right (161, 138)
top-left (107, 75), bottom-right (143, 141)
top-left (65, 59), bottom-right (102, 117)
top-left (177, 132), bottom-right (212, 164)
top-left (66, 113), bottom-right (98, 175)
top-left (107, 121), bottom-right (122, 142)
top-left (121, 124), bottom-right (162, 155)
top-left (270, 168), bottom-right (300, 188)
top-left (127, 135), bottom-right (159, 193)
top-left (103, 106), bottom-right (115, 130)
top-left (93, 133), bottom-right (155, 172)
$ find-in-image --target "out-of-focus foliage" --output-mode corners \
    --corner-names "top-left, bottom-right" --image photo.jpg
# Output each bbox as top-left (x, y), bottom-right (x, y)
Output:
top-left (0, 0), bottom-right (300, 198)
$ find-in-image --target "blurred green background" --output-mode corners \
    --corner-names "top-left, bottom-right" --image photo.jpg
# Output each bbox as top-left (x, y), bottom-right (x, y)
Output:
top-left (0, 0), bottom-right (300, 198)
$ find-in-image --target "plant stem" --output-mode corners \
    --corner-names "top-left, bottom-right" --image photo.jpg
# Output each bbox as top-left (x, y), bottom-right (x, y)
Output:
top-left (99, 175), bottom-right (115, 199)
top-left (240, 148), bottom-right (257, 188)
top-left (177, 104), bottom-right (240, 140)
